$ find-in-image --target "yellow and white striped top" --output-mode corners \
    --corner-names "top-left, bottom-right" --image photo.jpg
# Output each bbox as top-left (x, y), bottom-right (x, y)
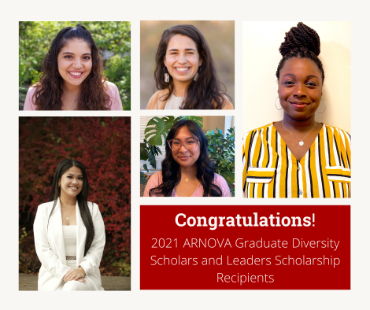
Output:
top-left (242, 123), bottom-right (351, 198)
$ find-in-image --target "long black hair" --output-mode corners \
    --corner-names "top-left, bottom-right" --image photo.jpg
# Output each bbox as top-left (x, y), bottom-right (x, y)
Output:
top-left (33, 24), bottom-right (110, 110)
top-left (49, 159), bottom-right (95, 255)
top-left (149, 120), bottom-right (222, 196)
top-left (276, 22), bottom-right (325, 83)
top-left (154, 24), bottom-right (229, 109)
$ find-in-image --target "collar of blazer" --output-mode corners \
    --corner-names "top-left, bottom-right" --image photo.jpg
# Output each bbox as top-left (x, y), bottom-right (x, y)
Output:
top-left (48, 198), bottom-right (88, 267)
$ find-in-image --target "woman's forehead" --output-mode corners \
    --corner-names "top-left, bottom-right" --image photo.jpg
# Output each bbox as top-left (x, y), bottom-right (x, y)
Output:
top-left (174, 126), bottom-right (195, 138)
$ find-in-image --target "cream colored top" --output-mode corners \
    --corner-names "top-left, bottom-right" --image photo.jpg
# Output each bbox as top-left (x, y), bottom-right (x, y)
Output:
top-left (164, 94), bottom-right (184, 109)
top-left (63, 225), bottom-right (77, 256)
top-left (146, 89), bottom-right (234, 110)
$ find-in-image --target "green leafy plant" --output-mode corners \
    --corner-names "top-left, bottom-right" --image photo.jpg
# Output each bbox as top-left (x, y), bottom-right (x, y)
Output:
top-left (206, 127), bottom-right (235, 195)
top-left (140, 139), bottom-right (162, 185)
top-left (144, 116), bottom-right (203, 146)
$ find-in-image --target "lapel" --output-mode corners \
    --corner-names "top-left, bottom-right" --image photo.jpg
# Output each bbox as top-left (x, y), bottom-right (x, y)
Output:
top-left (76, 200), bottom-right (87, 265)
top-left (48, 198), bottom-right (66, 264)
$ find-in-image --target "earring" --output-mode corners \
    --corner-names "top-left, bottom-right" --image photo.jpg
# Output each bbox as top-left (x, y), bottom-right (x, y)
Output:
top-left (193, 67), bottom-right (201, 81)
top-left (275, 97), bottom-right (283, 110)
top-left (164, 67), bottom-right (169, 83)
top-left (317, 98), bottom-right (327, 114)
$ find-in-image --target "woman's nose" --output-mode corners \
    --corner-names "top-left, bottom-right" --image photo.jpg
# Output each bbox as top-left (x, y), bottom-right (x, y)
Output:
top-left (177, 53), bottom-right (187, 63)
top-left (179, 144), bottom-right (188, 152)
top-left (73, 59), bottom-right (83, 69)
top-left (294, 83), bottom-right (307, 97)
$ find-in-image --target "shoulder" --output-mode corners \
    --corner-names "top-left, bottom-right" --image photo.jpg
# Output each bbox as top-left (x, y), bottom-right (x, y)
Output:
top-left (24, 86), bottom-right (38, 110)
top-left (242, 123), bottom-right (274, 142)
top-left (323, 124), bottom-right (351, 139)
top-left (213, 173), bottom-right (227, 185)
top-left (104, 81), bottom-right (118, 94)
top-left (146, 89), bottom-right (169, 109)
top-left (36, 201), bottom-right (54, 214)
top-left (221, 96), bottom-right (234, 110)
top-left (147, 171), bottom-right (163, 186)
top-left (104, 81), bottom-right (123, 110)
top-left (213, 173), bottom-right (231, 197)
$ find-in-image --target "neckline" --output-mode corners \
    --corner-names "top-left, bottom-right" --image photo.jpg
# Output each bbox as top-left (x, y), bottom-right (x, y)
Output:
top-left (62, 225), bottom-right (77, 227)
top-left (272, 122), bottom-right (324, 162)
top-left (173, 182), bottom-right (201, 197)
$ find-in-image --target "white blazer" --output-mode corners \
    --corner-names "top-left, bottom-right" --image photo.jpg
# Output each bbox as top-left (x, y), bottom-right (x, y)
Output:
top-left (33, 198), bottom-right (105, 291)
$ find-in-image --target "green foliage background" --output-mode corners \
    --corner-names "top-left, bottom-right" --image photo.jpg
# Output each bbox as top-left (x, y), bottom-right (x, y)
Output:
top-left (19, 21), bottom-right (131, 110)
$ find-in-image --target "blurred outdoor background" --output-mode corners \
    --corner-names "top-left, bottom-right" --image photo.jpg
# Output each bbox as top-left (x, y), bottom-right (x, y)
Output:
top-left (19, 117), bottom-right (131, 277)
top-left (140, 21), bottom-right (234, 109)
top-left (19, 21), bottom-right (131, 110)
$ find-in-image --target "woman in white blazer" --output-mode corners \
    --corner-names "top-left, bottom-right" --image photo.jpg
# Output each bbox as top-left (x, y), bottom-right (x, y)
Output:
top-left (34, 159), bottom-right (105, 291)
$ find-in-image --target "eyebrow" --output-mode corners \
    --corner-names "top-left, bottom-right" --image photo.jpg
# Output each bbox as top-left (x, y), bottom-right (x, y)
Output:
top-left (168, 48), bottom-right (196, 52)
top-left (67, 173), bottom-right (83, 177)
top-left (282, 73), bottom-right (320, 79)
top-left (62, 52), bottom-right (91, 55)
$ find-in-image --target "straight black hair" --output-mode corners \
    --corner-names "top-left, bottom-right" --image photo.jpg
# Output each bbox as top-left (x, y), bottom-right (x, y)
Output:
top-left (49, 158), bottom-right (94, 255)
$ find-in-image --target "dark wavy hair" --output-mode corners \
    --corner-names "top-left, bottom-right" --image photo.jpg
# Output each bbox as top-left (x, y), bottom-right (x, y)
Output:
top-left (48, 159), bottom-right (95, 256)
top-left (154, 24), bottom-right (229, 109)
top-left (149, 120), bottom-right (222, 197)
top-left (33, 24), bottom-right (111, 110)
top-left (276, 22), bottom-right (324, 83)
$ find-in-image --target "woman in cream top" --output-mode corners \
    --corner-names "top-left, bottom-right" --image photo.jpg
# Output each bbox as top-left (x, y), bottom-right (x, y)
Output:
top-left (34, 159), bottom-right (105, 290)
top-left (147, 24), bottom-right (233, 110)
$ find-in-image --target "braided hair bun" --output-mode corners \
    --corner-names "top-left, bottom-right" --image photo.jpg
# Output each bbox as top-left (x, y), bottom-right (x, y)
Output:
top-left (276, 22), bottom-right (324, 82)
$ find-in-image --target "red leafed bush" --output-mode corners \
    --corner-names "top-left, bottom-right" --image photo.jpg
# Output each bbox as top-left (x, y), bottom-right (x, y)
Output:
top-left (19, 117), bottom-right (131, 276)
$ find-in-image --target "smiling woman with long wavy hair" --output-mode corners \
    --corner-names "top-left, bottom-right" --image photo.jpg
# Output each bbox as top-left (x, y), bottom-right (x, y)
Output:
top-left (143, 120), bottom-right (231, 197)
top-left (23, 24), bottom-right (123, 110)
top-left (146, 24), bottom-right (233, 110)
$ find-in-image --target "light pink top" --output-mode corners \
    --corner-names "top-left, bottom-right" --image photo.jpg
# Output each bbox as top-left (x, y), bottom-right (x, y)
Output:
top-left (143, 171), bottom-right (231, 197)
top-left (23, 81), bottom-right (123, 110)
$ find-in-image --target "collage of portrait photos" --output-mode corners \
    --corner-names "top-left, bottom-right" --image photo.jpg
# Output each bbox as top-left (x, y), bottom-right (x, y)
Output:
top-left (7, 8), bottom-right (367, 310)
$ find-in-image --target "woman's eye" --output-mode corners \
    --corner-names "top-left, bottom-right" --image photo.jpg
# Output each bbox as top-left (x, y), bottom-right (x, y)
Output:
top-left (284, 80), bottom-right (294, 85)
top-left (173, 141), bottom-right (180, 146)
top-left (83, 56), bottom-right (91, 60)
top-left (64, 55), bottom-right (72, 59)
top-left (79, 177), bottom-right (83, 180)
top-left (67, 176), bottom-right (72, 178)
top-left (307, 82), bottom-right (317, 87)
top-left (187, 140), bottom-right (195, 145)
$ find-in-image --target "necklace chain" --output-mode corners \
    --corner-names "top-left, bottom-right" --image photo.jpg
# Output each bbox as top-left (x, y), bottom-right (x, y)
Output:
top-left (282, 121), bottom-right (317, 146)
top-left (62, 204), bottom-right (76, 221)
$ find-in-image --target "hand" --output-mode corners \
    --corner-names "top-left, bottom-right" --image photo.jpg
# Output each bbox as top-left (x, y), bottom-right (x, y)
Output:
top-left (63, 268), bottom-right (85, 282)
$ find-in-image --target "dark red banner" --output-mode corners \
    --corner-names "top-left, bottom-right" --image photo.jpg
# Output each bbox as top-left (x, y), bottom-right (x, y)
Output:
top-left (140, 205), bottom-right (350, 290)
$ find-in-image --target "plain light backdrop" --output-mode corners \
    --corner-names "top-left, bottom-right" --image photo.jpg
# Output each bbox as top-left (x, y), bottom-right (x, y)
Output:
top-left (243, 21), bottom-right (351, 134)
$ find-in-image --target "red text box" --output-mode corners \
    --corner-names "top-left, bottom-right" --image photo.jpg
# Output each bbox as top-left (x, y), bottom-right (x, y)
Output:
top-left (140, 205), bottom-right (350, 290)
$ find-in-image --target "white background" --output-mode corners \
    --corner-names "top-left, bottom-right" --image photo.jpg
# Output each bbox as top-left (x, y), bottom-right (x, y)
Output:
top-left (243, 21), bottom-right (351, 133)
top-left (2, 0), bottom-right (370, 309)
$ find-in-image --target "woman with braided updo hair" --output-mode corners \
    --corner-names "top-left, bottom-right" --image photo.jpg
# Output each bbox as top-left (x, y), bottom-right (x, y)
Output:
top-left (242, 22), bottom-right (351, 198)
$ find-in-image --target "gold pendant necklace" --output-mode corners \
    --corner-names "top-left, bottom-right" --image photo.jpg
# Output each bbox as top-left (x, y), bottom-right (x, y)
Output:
top-left (185, 179), bottom-right (189, 182)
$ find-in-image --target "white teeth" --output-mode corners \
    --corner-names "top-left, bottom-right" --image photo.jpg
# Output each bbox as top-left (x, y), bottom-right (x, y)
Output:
top-left (176, 68), bottom-right (189, 71)
top-left (70, 72), bottom-right (82, 76)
